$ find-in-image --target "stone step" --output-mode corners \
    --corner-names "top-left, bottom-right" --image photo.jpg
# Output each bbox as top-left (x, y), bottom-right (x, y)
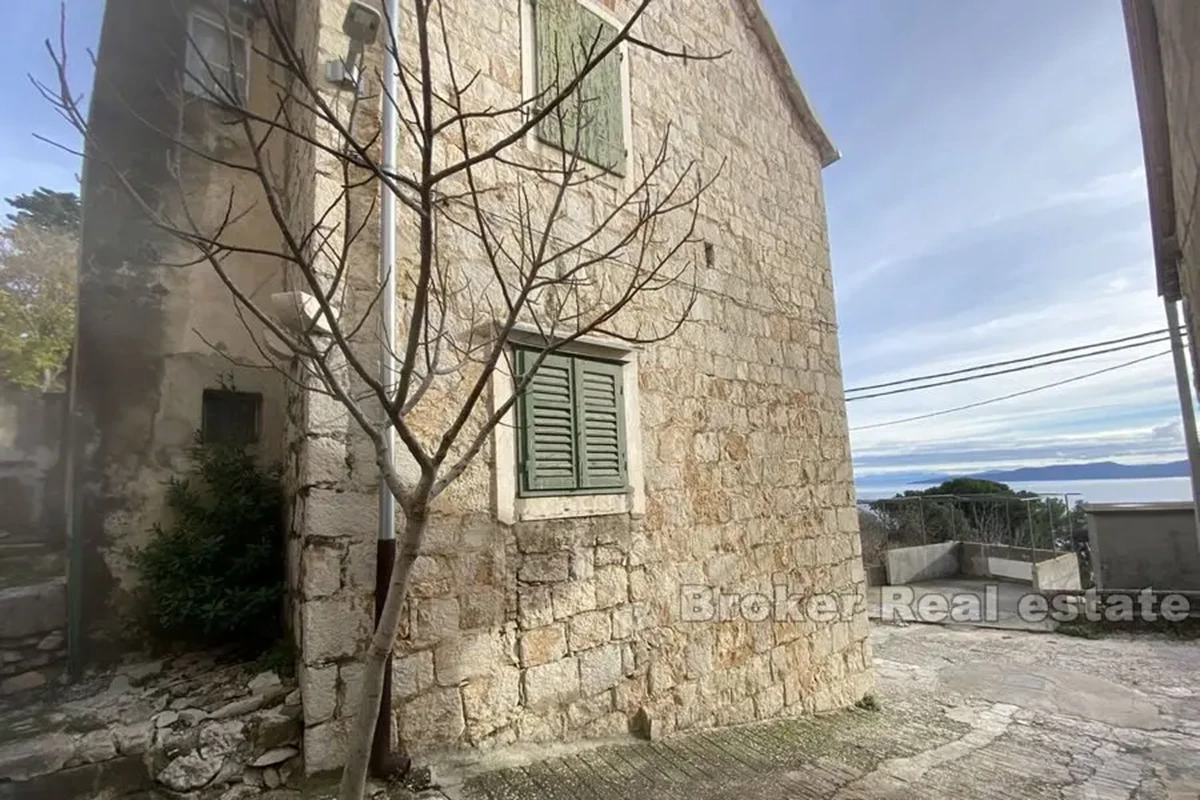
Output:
top-left (0, 578), bottom-right (67, 641)
top-left (0, 543), bottom-right (65, 592)
top-left (0, 576), bottom-right (68, 696)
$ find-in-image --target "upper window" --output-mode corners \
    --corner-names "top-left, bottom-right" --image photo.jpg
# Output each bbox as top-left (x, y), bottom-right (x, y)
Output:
top-left (184, 11), bottom-right (250, 103)
top-left (532, 0), bottom-right (627, 175)
top-left (516, 348), bottom-right (628, 495)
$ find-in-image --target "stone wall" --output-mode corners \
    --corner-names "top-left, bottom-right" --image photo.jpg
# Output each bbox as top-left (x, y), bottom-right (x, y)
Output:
top-left (0, 384), bottom-right (68, 694)
top-left (0, 580), bottom-right (67, 696)
top-left (0, 386), bottom-right (65, 547)
top-left (1152, 1), bottom-right (1200, 378)
top-left (287, 0), bottom-right (873, 771)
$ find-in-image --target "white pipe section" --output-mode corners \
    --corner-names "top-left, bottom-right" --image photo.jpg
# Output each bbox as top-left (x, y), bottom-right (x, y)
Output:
top-left (378, 0), bottom-right (400, 543)
top-left (1165, 296), bottom-right (1200, 550)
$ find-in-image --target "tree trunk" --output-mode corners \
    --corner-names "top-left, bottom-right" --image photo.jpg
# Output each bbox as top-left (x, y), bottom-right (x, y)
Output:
top-left (338, 504), bottom-right (427, 800)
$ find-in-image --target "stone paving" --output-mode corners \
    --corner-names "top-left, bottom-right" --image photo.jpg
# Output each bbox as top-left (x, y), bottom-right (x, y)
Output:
top-left (425, 622), bottom-right (1200, 799)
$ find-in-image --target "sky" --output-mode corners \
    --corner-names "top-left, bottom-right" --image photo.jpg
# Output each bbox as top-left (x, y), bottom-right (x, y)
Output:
top-left (0, 2), bottom-right (103, 208)
top-left (0, 1), bottom-right (1185, 484)
top-left (766, 0), bottom-right (1188, 482)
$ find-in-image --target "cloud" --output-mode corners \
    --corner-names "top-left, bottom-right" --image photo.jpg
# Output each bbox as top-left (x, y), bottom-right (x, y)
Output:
top-left (1152, 419), bottom-right (1183, 443)
top-left (767, 1), bottom-right (1181, 482)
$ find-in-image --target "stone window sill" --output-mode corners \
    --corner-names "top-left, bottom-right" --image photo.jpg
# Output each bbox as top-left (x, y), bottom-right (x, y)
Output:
top-left (516, 493), bottom-right (634, 521)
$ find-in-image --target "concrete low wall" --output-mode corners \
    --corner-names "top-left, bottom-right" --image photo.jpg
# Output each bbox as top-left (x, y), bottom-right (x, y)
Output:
top-left (960, 543), bottom-right (1056, 572)
top-left (984, 558), bottom-right (1032, 582)
top-left (886, 542), bottom-right (1079, 588)
top-left (1032, 552), bottom-right (1082, 592)
top-left (886, 542), bottom-right (960, 584)
top-left (1087, 503), bottom-right (1200, 591)
top-left (960, 543), bottom-right (1061, 583)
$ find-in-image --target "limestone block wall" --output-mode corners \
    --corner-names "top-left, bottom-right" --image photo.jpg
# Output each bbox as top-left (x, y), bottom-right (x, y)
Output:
top-left (1152, 1), bottom-right (1200, 373)
top-left (286, 0), bottom-right (873, 772)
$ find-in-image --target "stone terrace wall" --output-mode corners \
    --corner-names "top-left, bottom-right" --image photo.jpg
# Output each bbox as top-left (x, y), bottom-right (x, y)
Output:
top-left (289, 0), bottom-right (873, 771)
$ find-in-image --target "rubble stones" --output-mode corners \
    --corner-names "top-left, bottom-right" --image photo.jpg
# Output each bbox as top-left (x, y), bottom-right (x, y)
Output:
top-left (155, 710), bottom-right (180, 728)
top-left (0, 670), bottom-right (46, 695)
top-left (0, 733), bottom-right (75, 781)
top-left (1, 655), bottom-right (302, 798)
top-left (248, 671), bottom-right (283, 696)
top-left (114, 722), bottom-right (153, 755)
top-left (251, 746), bottom-right (299, 767)
top-left (158, 749), bottom-right (224, 792)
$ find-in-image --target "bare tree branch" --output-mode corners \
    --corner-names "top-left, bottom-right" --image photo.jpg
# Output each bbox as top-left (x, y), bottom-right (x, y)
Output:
top-left (43, 0), bottom-right (727, 796)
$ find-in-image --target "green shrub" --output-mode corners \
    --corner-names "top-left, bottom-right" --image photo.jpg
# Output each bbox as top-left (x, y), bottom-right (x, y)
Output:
top-left (134, 439), bottom-right (285, 652)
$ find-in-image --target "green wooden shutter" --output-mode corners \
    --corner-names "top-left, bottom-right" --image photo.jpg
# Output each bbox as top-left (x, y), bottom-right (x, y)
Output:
top-left (534, 0), bottom-right (626, 176)
top-left (535, 0), bottom-right (581, 154)
top-left (574, 358), bottom-right (627, 490)
top-left (518, 349), bottom-right (579, 492)
top-left (578, 9), bottom-right (625, 175)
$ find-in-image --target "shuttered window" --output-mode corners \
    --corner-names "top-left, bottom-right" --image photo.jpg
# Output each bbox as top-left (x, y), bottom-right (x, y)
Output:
top-left (533, 0), bottom-right (626, 175)
top-left (516, 348), bottom-right (628, 495)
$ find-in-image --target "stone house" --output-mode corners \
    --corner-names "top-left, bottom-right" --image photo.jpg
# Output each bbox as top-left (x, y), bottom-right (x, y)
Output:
top-left (70, 0), bottom-right (873, 773)
top-left (1125, 0), bottom-right (1200, 381)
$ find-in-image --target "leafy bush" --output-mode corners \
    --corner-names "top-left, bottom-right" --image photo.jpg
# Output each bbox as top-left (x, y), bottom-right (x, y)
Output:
top-left (134, 439), bottom-right (284, 652)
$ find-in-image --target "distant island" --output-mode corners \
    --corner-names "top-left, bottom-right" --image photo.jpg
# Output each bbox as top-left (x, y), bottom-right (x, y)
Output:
top-left (911, 459), bottom-right (1189, 484)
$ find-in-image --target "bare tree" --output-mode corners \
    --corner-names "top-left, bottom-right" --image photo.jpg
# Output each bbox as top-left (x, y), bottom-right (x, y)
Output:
top-left (39, 1), bottom-right (723, 796)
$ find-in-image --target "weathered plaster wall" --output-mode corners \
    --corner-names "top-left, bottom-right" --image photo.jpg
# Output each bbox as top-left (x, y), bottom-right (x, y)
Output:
top-left (287, 0), bottom-right (872, 771)
top-left (72, 0), bottom-right (287, 656)
top-left (1086, 503), bottom-right (1200, 591)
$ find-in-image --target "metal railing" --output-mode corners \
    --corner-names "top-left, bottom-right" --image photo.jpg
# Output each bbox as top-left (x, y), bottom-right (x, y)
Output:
top-left (857, 491), bottom-right (1092, 585)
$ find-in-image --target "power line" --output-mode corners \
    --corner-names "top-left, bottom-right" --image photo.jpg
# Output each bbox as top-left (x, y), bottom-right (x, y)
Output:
top-left (849, 349), bottom-right (1172, 432)
top-left (844, 334), bottom-right (1177, 402)
top-left (844, 327), bottom-right (1179, 395)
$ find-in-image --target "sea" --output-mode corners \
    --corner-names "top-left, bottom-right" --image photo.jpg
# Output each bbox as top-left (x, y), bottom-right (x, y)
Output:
top-left (853, 477), bottom-right (1193, 504)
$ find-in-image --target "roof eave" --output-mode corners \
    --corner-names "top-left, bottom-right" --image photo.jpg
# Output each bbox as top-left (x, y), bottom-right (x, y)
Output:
top-left (1122, 0), bottom-right (1181, 301)
top-left (737, 0), bottom-right (840, 168)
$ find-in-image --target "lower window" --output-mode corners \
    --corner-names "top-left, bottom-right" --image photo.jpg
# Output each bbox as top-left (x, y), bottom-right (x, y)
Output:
top-left (516, 348), bottom-right (628, 496)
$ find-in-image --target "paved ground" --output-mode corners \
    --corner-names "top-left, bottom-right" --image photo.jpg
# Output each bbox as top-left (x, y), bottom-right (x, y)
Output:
top-left (429, 622), bottom-right (1200, 800)
top-left (865, 578), bottom-right (1056, 631)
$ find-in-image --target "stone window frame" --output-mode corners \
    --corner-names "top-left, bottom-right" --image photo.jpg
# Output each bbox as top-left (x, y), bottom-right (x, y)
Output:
top-left (493, 325), bottom-right (646, 524)
top-left (183, 6), bottom-right (252, 104)
top-left (518, 0), bottom-right (636, 188)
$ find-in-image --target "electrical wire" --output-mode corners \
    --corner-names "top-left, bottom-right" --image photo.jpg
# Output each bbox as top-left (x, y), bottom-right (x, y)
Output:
top-left (848, 349), bottom-right (1172, 432)
top-left (845, 327), bottom-right (1180, 395)
top-left (845, 334), bottom-right (1177, 402)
